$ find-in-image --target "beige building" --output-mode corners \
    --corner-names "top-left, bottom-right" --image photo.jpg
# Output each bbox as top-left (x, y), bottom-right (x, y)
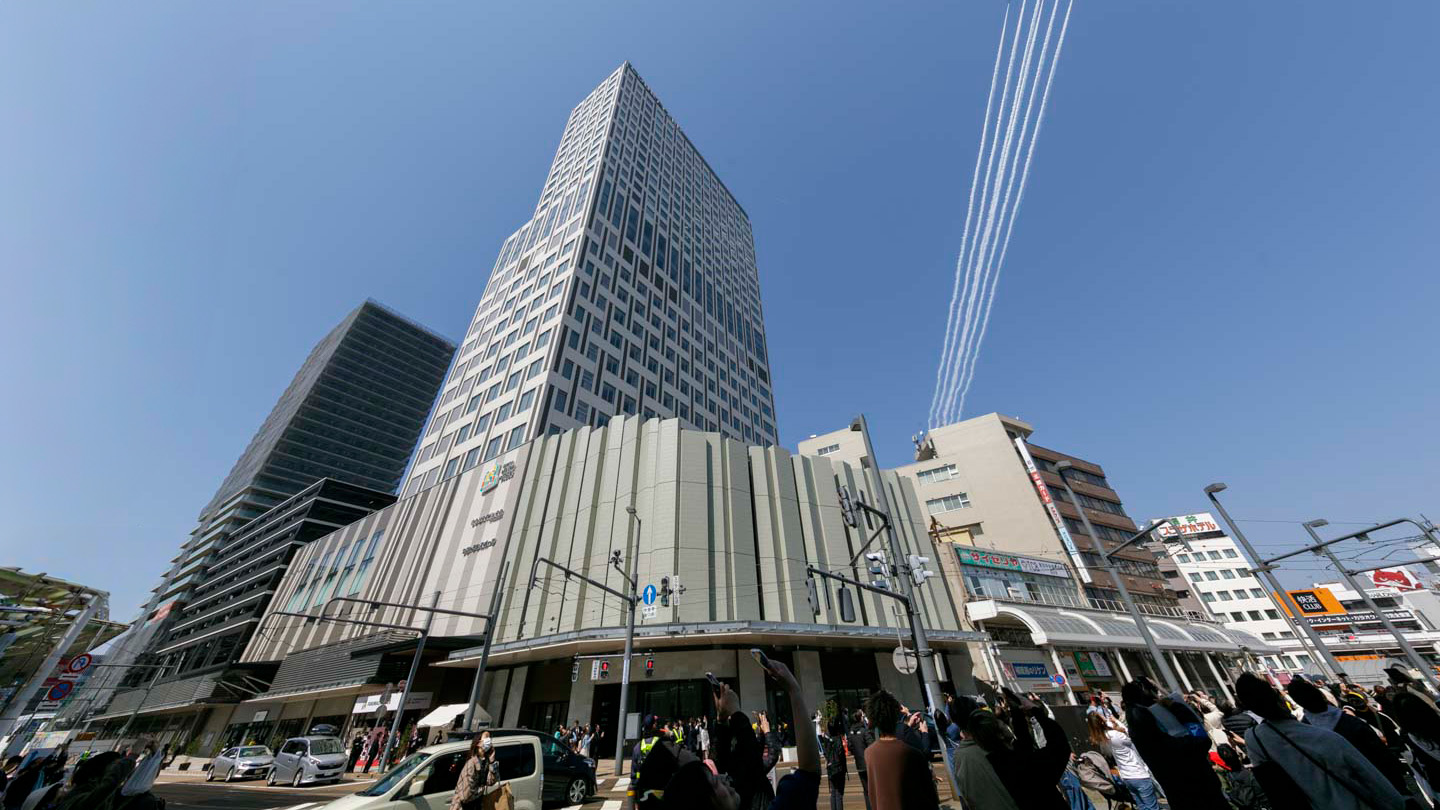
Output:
top-left (801, 414), bottom-right (1274, 701)
top-left (233, 416), bottom-right (981, 758)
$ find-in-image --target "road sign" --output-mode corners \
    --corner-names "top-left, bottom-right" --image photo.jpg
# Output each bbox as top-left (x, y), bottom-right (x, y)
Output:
top-left (67, 654), bottom-right (93, 674)
top-left (892, 646), bottom-right (918, 675)
top-left (642, 604), bottom-right (658, 619)
top-left (45, 682), bottom-right (73, 702)
top-left (642, 584), bottom-right (658, 606)
top-left (591, 660), bottom-right (600, 680)
top-left (1051, 674), bottom-right (1067, 687)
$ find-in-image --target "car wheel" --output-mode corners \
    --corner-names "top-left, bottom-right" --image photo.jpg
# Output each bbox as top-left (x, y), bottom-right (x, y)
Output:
top-left (205, 766), bottom-right (215, 782)
top-left (568, 777), bottom-right (588, 803)
top-left (292, 768), bottom-right (303, 788)
top-left (266, 768), bottom-right (277, 786)
top-left (225, 766), bottom-right (236, 782)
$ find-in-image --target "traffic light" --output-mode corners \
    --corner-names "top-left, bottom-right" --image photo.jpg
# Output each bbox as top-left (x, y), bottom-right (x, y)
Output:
top-left (571, 660), bottom-right (580, 683)
top-left (645, 658), bottom-right (655, 677)
top-left (838, 486), bottom-right (859, 528)
top-left (660, 577), bottom-right (671, 608)
top-left (908, 555), bottom-right (936, 587)
top-left (599, 660), bottom-right (610, 679)
top-left (866, 552), bottom-right (889, 590)
top-left (805, 578), bottom-right (821, 617)
top-left (838, 586), bottom-right (856, 623)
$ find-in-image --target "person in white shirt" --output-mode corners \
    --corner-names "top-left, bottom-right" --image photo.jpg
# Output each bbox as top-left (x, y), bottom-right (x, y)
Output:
top-left (1087, 712), bottom-right (1158, 810)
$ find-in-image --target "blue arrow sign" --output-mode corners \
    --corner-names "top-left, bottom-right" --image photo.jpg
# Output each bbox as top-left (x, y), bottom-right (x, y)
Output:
top-left (642, 584), bottom-right (658, 606)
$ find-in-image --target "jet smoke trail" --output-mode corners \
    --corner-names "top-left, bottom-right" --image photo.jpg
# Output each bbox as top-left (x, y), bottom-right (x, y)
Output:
top-left (928, 4), bottom-right (1012, 429)
top-left (954, 0), bottom-right (1073, 420)
top-left (940, 0), bottom-right (1045, 425)
top-left (946, 0), bottom-right (1060, 425)
top-left (935, 0), bottom-right (1031, 427)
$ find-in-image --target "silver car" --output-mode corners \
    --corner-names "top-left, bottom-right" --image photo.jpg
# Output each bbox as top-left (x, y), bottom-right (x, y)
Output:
top-left (208, 745), bottom-right (273, 782)
top-left (267, 736), bottom-right (348, 787)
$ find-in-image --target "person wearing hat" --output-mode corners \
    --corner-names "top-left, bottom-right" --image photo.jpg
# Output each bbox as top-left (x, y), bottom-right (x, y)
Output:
top-left (629, 714), bottom-right (667, 802)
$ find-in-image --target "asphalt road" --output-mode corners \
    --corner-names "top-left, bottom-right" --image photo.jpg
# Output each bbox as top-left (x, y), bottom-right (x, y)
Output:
top-left (152, 774), bottom-right (367, 810)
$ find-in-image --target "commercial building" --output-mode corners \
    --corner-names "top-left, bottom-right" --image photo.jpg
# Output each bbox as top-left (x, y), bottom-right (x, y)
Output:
top-left (801, 415), bottom-right (1274, 701)
top-left (1149, 512), bottom-right (1296, 644)
top-left (1272, 575), bottom-right (1440, 683)
top-left (240, 416), bottom-right (983, 757)
top-left (404, 63), bottom-right (779, 496)
top-left (88, 301), bottom-right (453, 741)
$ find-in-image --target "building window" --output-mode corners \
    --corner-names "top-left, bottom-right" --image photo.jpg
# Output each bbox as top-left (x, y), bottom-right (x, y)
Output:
top-left (1265, 609), bottom-right (1280, 620)
top-left (926, 493), bottom-right (972, 514)
top-left (916, 464), bottom-right (960, 484)
top-left (1223, 549), bottom-right (1239, 558)
top-left (815, 444), bottom-right (839, 456)
top-left (348, 529), bottom-right (385, 596)
top-left (505, 425), bottom-right (526, 451)
top-left (1205, 571), bottom-right (1219, 581)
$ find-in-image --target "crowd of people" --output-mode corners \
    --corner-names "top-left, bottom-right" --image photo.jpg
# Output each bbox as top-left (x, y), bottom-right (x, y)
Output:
top-left (552, 721), bottom-right (610, 758)
top-left (0, 742), bottom-right (167, 810)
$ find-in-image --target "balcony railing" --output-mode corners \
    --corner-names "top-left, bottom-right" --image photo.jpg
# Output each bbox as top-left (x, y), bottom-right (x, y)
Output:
top-left (964, 590), bottom-right (1193, 621)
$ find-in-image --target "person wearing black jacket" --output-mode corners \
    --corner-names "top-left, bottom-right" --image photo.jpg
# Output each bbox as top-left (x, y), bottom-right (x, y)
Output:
top-left (1121, 677), bottom-right (1227, 810)
top-left (1288, 677), bottom-right (1412, 798)
top-left (968, 689), bottom-right (1072, 810)
top-left (823, 717), bottom-right (847, 810)
top-left (846, 712), bottom-right (873, 810)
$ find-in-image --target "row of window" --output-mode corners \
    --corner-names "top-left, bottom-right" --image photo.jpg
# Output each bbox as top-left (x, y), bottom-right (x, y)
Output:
top-left (1188, 567), bottom-right (1253, 582)
top-left (1201, 587), bottom-right (1269, 603)
top-left (283, 529), bottom-right (384, 612)
top-left (1219, 608), bottom-right (1282, 623)
top-left (926, 493), bottom-right (972, 514)
top-left (916, 464), bottom-right (961, 484)
top-left (1176, 548), bottom-right (1240, 562)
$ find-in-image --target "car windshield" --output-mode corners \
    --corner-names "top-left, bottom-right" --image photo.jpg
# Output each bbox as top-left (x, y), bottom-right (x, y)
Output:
top-left (357, 753), bottom-right (430, 796)
top-left (308, 738), bottom-right (344, 755)
top-left (238, 747), bottom-right (270, 758)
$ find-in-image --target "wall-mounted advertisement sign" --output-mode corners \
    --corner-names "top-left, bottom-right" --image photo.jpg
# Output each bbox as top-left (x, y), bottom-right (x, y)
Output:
top-left (955, 547), bottom-right (1072, 579)
top-left (1369, 567), bottom-right (1424, 591)
top-left (1283, 588), bottom-right (1347, 617)
top-left (1013, 438), bottom-right (1091, 583)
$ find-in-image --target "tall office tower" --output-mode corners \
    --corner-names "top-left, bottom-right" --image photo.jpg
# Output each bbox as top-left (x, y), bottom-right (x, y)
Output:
top-left (404, 63), bottom-right (778, 495)
top-left (99, 301), bottom-right (452, 698)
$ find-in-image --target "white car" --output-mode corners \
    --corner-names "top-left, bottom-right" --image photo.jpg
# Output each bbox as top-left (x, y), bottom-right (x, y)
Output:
top-left (269, 736), bottom-right (350, 787)
top-left (292, 736), bottom-right (542, 810)
top-left (208, 745), bottom-right (274, 781)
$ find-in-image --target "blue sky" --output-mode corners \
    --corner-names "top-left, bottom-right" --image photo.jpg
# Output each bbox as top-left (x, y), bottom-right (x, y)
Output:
top-left (3, 2), bottom-right (1437, 619)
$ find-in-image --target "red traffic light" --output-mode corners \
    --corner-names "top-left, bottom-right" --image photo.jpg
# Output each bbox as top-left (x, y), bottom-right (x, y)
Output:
top-left (599, 661), bottom-right (610, 679)
top-left (645, 658), bottom-right (655, 677)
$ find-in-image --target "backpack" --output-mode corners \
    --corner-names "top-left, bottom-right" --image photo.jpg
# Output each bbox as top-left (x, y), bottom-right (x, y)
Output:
top-left (1074, 751), bottom-right (1120, 798)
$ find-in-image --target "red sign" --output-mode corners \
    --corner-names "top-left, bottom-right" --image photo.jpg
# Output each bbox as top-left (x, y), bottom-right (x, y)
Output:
top-left (1370, 568), bottom-right (1423, 591)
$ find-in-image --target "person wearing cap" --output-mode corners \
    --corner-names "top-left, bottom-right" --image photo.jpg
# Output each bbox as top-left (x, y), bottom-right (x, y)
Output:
top-left (630, 715), bottom-right (665, 802)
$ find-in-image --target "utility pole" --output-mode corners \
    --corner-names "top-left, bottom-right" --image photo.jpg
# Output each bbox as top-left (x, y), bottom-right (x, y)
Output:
top-left (521, 545), bottom-right (638, 778)
top-left (1205, 483), bottom-right (1346, 681)
top-left (1054, 462), bottom-right (1180, 693)
top-left (465, 560), bottom-right (508, 732)
top-left (1298, 520), bottom-right (1440, 692)
top-left (851, 416), bottom-right (945, 716)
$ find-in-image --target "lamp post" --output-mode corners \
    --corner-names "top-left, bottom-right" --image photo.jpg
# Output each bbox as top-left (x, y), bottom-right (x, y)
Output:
top-left (1300, 520), bottom-right (1440, 691)
top-left (1204, 483), bottom-right (1346, 681)
top-left (1053, 461), bottom-right (1179, 693)
top-left (618, 506), bottom-right (641, 776)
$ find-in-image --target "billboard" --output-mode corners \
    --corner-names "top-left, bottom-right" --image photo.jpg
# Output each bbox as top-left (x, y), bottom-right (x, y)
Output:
top-left (1369, 567), bottom-right (1424, 591)
top-left (954, 547), bottom-right (1072, 579)
top-left (1156, 513), bottom-right (1222, 539)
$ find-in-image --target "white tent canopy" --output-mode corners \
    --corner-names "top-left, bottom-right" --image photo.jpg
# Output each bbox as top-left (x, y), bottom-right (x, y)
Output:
top-left (416, 703), bottom-right (487, 728)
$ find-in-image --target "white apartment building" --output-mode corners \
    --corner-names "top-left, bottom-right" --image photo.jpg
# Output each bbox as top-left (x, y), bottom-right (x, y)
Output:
top-left (405, 64), bottom-right (778, 495)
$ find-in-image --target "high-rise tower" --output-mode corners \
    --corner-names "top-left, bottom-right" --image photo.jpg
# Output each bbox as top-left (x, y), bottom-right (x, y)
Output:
top-left (404, 64), bottom-right (778, 495)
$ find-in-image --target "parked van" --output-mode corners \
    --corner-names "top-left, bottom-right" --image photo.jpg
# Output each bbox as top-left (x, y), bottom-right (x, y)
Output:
top-left (268, 735), bottom-right (349, 787)
top-left (304, 735), bottom-right (543, 810)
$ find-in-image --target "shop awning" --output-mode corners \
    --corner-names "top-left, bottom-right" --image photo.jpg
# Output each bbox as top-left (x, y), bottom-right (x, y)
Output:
top-left (965, 599), bottom-right (1278, 655)
top-left (417, 703), bottom-right (481, 728)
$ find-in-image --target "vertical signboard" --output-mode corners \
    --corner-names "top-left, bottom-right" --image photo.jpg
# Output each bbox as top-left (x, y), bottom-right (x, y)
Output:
top-left (1013, 438), bottom-right (1091, 583)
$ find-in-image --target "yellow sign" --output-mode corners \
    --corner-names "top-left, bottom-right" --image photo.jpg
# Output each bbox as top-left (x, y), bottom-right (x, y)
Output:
top-left (1336, 654), bottom-right (1383, 662)
top-left (1281, 587), bottom-right (1347, 617)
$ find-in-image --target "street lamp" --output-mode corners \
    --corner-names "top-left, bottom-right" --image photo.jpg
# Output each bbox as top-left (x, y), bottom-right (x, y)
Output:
top-left (1053, 461), bottom-right (1179, 693)
top-left (1204, 483), bottom-right (1346, 681)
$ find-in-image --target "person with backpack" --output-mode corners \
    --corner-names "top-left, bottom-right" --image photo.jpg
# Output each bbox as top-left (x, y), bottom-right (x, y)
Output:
top-left (1086, 711), bottom-right (1157, 810)
top-left (1237, 672), bottom-right (1407, 810)
top-left (1213, 743), bottom-right (1272, 810)
top-left (846, 710), bottom-right (873, 810)
top-left (1121, 676), bottom-right (1227, 810)
top-left (1288, 676), bottom-right (1412, 799)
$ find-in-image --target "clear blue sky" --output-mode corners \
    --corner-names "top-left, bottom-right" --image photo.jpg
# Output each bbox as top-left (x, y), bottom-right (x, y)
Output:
top-left (3, 2), bottom-right (1437, 620)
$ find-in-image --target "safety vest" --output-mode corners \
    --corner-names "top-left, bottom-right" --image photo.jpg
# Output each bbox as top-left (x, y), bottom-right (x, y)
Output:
top-left (629, 736), bottom-right (661, 798)
top-left (672, 726), bottom-right (684, 745)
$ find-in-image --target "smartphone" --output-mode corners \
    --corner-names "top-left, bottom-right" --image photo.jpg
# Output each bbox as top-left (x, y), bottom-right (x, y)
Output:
top-left (749, 648), bottom-right (773, 675)
top-left (705, 672), bottom-right (723, 697)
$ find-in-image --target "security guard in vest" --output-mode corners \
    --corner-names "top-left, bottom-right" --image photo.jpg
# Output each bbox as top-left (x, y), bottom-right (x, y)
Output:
top-left (629, 715), bottom-right (665, 804)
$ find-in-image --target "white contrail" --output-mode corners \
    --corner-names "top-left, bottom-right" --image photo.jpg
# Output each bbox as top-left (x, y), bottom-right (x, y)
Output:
top-left (928, 3), bottom-right (1012, 428)
top-left (934, 0), bottom-right (1031, 427)
top-left (945, 0), bottom-right (1059, 425)
top-left (939, 0), bottom-right (1045, 425)
top-left (954, 0), bottom-right (1074, 419)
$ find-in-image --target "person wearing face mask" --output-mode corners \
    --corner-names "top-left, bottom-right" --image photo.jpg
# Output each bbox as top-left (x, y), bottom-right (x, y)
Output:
top-left (450, 732), bottom-right (499, 810)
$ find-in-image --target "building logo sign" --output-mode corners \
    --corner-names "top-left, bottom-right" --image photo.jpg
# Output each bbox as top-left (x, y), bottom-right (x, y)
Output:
top-left (1284, 587), bottom-right (1347, 617)
top-left (1156, 513), bottom-right (1221, 538)
top-left (479, 461), bottom-right (516, 494)
top-left (1012, 438), bottom-right (1091, 584)
top-left (1009, 662), bottom-right (1050, 680)
top-left (469, 510), bottom-right (505, 528)
top-left (461, 538), bottom-right (497, 557)
top-left (955, 548), bottom-right (1072, 579)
